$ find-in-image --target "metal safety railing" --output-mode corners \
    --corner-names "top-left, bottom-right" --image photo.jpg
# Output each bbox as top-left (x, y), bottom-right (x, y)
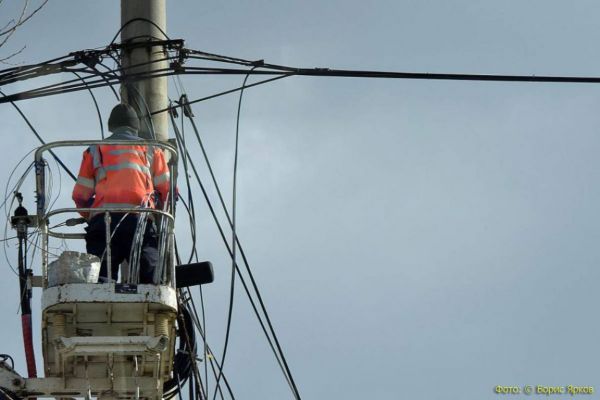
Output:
top-left (34, 139), bottom-right (178, 217)
top-left (34, 140), bottom-right (178, 288)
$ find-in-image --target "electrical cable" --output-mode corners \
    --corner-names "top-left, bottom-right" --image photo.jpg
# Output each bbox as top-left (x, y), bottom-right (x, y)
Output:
top-left (170, 107), bottom-right (215, 397)
top-left (176, 87), bottom-right (299, 396)
top-left (109, 17), bottom-right (171, 45)
top-left (175, 72), bottom-right (294, 391)
top-left (94, 62), bottom-right (120, 100)
top-left (169, 134), bottom-right (243, 398)
top-left (0, 57), bottom-right (178, 104)
top-left (178, 296), bottom-right (207, 400)
top-left (171, 113), bottom-right (297, 396)
top-left (180, 284), bottom-right (232, 400)
top-left (2, 157), bottom-right (37, 278)
top-left (198, 287), bottom-right (209, 398)
top-left (163, 301), bottom-right (197, 399)
top-left (212, 67), bottom-right (255, 399)
top-left (0, 63), bottom-right (280, 105)
top-left (0, 354), bottom-right (14, 369)
top-left (152, 74), bottom-right (293, 116)
top-left (126, 83), bottom-right (157, 139)
top-left (168, 105), bottom-right (197, 263)
top-left (0, 387), bottom-right (23, 400)
top-left (170, 105), bottom-right (217, 397)
top-left (71, 71), bottom-right (104, 138)
top-left (0, 89), bottom-right (76, 181)
top-left (10, 42), bottom-right (600, 106)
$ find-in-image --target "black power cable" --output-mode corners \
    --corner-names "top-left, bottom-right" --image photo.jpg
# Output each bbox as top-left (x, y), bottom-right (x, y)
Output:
top-left (163, 300), bottom-right (205, 400)
top-left (171, 86), bottom-right (300, 397)
top-left (177, 89), bottom-right (299, 397)
top-left (0, 56), bottom-right (179, 104)
top-left (93, 62), bottom-right (121, 100)
top-left (0, 89), bottom-right (76, 181)
top-left (109, 17), bottom-right (171, 45)
top-left (168, 106), bottom-right (198, 263)
top-left (152, 74), bottom-right (293, 116)
top-left (184, 287), bottom-right (234, 400)
top-left (212, 67), bottom-right (258, 399)
top-left (71, 71), bottom-right (104, 138)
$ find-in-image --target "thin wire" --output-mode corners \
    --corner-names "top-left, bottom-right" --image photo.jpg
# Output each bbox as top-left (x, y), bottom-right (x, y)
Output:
top-left (26, 235), bottom-right (61, 258)
top-left (46, 153), bottom-right (64, 213)
top-left (109, 17), bottom-right (171, 45)
top-left (152, 74), bottom-right (293, 116)
top-left (0, 151), bottom-right (35, 211)
top-left (0, 55), bottom-right (177, 103)
top-left (170, 106), bottom-right (213, 396)
top-left (2, 156), bottom-right (36, 277)
top-left (177, 295), bottom-right (207, 400)
top-left (71, 71), bottom-right (104, 138)
top-left (172, 97), bottom-right (297, 396)
top-left (183, 288), bottom-right (234, 399)
top-left (170, 129), bottom-right (247, 398)
top-left (11, 43), bottom-right (600, 106)
top-left (168, 106), bottom-right (197, 263)
top-left (94, 62), bottom-right (120, 100)
top-left (0, 89), bottom-right (76, 181)
top-left (199, 286), bottom-right (209, 398)
top-left (0, 64), bottom-right (280, 105)
top-left (177, 89), bottom-right (298, 394)
top-left (213, 67), bottom-right (255, 399)
top-left (126, 83), bottom-right (157, 139)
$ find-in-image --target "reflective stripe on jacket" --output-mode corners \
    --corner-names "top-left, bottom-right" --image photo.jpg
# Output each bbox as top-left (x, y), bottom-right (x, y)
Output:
top-left (72, 131), bottom-right (170, 218)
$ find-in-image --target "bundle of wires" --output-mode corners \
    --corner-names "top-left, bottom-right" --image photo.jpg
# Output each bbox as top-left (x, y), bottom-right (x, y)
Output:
top-left (163, 300), bottom-right (197, 399)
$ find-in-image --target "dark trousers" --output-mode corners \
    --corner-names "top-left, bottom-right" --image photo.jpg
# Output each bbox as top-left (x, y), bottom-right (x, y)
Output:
top-left (85, 213), bottom-right (159, 284)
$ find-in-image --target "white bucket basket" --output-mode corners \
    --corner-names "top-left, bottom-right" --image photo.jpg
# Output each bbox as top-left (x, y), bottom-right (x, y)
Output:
top-left (47, 251), bottom-right (101, 287)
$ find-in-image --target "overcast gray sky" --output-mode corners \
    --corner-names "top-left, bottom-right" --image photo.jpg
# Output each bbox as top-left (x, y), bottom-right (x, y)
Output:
top-left (1, 1), bottom-right (600, 399)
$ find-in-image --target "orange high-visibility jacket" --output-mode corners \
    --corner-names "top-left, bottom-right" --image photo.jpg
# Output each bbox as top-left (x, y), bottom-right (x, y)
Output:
top-left (72, 134), bottom-right (171, 218)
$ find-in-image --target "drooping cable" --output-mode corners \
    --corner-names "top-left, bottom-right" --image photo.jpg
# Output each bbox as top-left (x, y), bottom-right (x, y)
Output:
top-left (71, 71), bottom-right (104, 138)
top-left (126, 83), bottom-right (157, 139)
top-left (171, 95), bottom-right (298, 397)
top-left (109, 17), bottom-right (171, 46)
top-left (179, 280), bottom-right (234, 399)
top-left (152, 74), bottom-right (293, 116)
top-left (0, 56), bottom-right (177, 104)
top-left (171, 107), bottom-right (223, 398)
top-left (212, 67), bottom-right (255, 399)
top-left (163, 299), bottom-right (199, 400)
top-left (170, 125), bottom-right (248, 398)
top-left (168, 104), bottom-right (198, 264)
top-left (10, 41), bottom-right (600, 107)
top-left (94, 62), bottom-right (121, 100)
top-left (177, 88), bottom-right (299, 396)
top-left (0, 89), bottom-right (76, 181)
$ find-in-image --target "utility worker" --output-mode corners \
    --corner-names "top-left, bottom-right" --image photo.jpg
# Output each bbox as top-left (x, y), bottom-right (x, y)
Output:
top-left (72, 103), bottom-right (171, 284)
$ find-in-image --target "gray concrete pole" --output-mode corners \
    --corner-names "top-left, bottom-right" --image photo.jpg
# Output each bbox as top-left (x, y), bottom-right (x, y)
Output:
top-left (120, 0), bottom-right (168, 141)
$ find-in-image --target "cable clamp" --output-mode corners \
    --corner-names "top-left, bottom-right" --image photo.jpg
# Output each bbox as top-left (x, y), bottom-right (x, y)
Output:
top-left (180, 94), bottom-right (194, 117)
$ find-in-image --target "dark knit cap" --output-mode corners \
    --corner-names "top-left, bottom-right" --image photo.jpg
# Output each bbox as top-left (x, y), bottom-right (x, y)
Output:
top-left (108, 103), bottom-right (140, 133)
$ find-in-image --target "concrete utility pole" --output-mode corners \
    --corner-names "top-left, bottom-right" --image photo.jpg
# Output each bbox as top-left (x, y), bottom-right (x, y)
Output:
top-left (120, 0), bottom-right (168, 141)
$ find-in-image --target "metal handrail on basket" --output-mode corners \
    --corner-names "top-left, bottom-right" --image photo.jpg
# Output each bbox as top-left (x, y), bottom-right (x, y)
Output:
top-left (35, 140), bottom-right (178, 288)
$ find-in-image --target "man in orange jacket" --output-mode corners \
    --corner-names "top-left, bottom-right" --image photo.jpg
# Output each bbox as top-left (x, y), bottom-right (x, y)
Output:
top-left (72, 103), bottom-right (171, 284)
